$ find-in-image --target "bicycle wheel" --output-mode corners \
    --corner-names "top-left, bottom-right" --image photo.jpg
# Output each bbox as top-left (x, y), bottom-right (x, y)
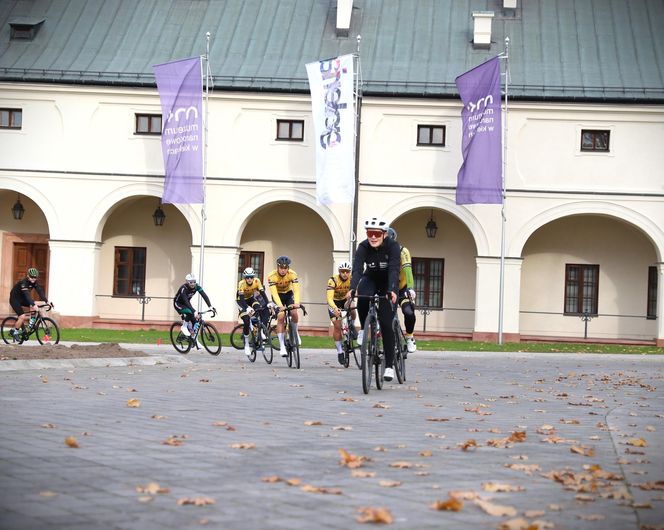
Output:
top-left (290, 326), bottom-right (300, 369)
top-left (169, 322), bottom-right (191, 354)
top-left (201, 322), bottom-right (222, 355)
top-left (1, 316), bottom-right (18, 344)
top-left (230, 323), bottom-right (245, 350)
top-left (375, 351), bottom-right (384, 390)
top-left (393, 321), bottom-right (405, 384)
top-left (262, 323), bottom-right (273, 364)
top-left (36, 317), bottom-right (60, 345)
top-left (361, 317), bottom-right (375, 394)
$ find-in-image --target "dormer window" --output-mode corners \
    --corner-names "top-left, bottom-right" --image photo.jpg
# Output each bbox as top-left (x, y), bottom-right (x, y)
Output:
top-left (9, 18), bottom-right (45, 41)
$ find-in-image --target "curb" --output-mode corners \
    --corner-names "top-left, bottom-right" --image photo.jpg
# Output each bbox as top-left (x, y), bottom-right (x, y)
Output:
top-left (0, 354), bottom-right (193, 371)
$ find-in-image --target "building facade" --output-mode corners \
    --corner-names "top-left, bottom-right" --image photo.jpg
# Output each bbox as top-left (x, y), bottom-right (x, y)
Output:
top-left (1, 0), bottom-right (663, 344)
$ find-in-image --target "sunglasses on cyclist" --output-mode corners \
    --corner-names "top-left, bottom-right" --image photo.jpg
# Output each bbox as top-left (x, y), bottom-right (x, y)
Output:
top-left (366, 230), bottom-right (385, 239)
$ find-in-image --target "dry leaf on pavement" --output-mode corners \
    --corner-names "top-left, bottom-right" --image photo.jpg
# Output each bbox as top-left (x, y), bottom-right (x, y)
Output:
top-left (339, 448), bottom-right (369, 468)
top-left (136, 482), bottom-right (170, 494)
top-left (230, 442), bottom-right (256, 449)
top-left (482, 482), bottom-right (525, 493)
top-left (177, 497), bottom-right (216, 506)
top-left (356, 507), bottom-right (393, 524)
top-left (64, 436), bottom-right (79, 448)
top-left (379, 480), bottom-right (402, 488)
top-left (474, 498), bottom-right (517, 517)
top-left (430, 496), bottom-right (463, 511)
top-left (127, 398), bottom-right (140, 408)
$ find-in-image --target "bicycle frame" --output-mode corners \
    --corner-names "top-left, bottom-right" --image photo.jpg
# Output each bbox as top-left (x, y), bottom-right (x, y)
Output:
top-left (357, 294), bottom-right (388, 394)
top-left (274, 304), bottom-right (306, 369)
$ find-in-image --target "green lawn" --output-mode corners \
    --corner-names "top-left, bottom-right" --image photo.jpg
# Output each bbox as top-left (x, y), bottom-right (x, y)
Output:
top-left (60, 328), bottom-right (663, 354)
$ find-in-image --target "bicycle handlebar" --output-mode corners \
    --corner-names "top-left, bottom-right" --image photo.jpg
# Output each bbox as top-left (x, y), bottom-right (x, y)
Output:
top-left (275, 304), bottom-right (308, 317)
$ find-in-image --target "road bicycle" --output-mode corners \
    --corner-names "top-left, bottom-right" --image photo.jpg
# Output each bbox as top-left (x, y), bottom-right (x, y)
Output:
top-left (230, 305), bottom-right (279, 358)
top-left (358, 294), bottom-right (389, 394)
top-left (1, 303), bottom-right (60, 345)
top-left (169, 308), bottom-right (221, 355)
top-left (270, 304), bottom-right (307, 369)
top-left (339, 303), bottom-right (361, 369)
top-left (392, 310), bottom-right (407, 384)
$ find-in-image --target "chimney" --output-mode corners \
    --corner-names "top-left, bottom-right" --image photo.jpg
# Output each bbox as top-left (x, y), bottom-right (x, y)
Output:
top-left (336, 0), bottom-right (353, 37)
top-left (472, 11), bottom-right (494, 48)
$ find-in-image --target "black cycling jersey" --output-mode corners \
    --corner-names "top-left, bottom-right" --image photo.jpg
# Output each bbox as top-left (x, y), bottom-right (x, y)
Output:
top-left (173, 283), bottom-right (211, 312)
top-left (9, 277), bottom-right (47, 308)
top-left (350, 237), bottom-right (400, 294)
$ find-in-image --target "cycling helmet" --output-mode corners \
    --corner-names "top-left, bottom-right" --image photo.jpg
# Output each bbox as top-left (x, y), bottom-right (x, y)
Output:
top-left (363, 217), bottom-right (389, 231)
top-left (185, 273), bottom-right (196, 283)
top-left (387, 227), bottom-right (397, 241)
top-left (27, 267), bottom-right (39, 278)
top-left (276, 255), bottom-right (291, 267)
top-left (338, 262), bottom-right (351, 271)
top-left (242, 267), bottom-right (256, 278)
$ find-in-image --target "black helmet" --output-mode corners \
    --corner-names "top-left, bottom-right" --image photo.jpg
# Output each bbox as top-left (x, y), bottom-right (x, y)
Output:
top-left (276, 255), bottom-right (291, 267)
top-left (387, 227), bottom-right (397, 241)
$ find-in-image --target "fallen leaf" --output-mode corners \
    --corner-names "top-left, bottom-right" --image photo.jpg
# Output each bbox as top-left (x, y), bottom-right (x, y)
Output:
top-left (286, 478), bottom-right (302, 486)
top-left (356, 507), bottom-right (393, 524)
top-left (373, 403), bottom-right (391, 409)
top-left (212, 421), bottom-right (236, 431)
top-left (151, 415), bottom-right (167, 420)
top-left (626, 438), bottom-right (648, 447)
top-left (162, 436), bottom-right (185, 446)
top-left (460, 439), bottom-right (477, 451)
top-left (177, 497), bottom-right (216, 506)
top-left (379, 480), bottom-right (402, 488)
top-left (430, 496), bottom-right (463, 512)
top-left (41, 423), bottom-right (56, 429)
top-left (577, 514), bottom-right (606, 520)
top-left (300, 484), bottom-right (342, 495)
top-left (137, 496), bottom-right (153, 503)
top-left (352, 470), bottom-right (376, 478)
top-left (127, 398), bottom-right (140, 408)
top-left (304, 421), bottom-right (323, 426)
top-left (333, 425), bottom-right (352, 431)
top-left (64, 436), bottom-right (79, 448)
top-left (230, 442), bottom-right (256, 449)
top-left (136, 482), bottom-right (170, 494)
top-left (570, 445), bottom-right (595, 457)
top-left (339, 448), bottom-right (369, 468)
top-left (39, 491), bottom-right (58, 497)
top-left (524, 510), bottom-right (545, 517)
top-left (482, 482), bottom-right (525, 493)
top-left (389, 461), bottom-right (413, 469)
top-left (261, 476), bottom-right (283, 483)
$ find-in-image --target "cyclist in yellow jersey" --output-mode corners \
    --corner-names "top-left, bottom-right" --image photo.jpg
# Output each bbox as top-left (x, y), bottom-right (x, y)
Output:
top-left (387, 228), bottom-right (417, 354)
top-left (267, 255), bottom-right (301, 357)
top-left (326, 262), bottom-right (357, 364)
top-left (236, 267), bottom-right (270, 357)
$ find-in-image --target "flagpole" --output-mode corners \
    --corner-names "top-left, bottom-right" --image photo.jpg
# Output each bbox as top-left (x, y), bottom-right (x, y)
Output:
top-left (198, 32), bottom-right (210, 310)
top-left (350, 34), bottom-right (362, 263)
top-left (498, 37), bottom-right (510, 345)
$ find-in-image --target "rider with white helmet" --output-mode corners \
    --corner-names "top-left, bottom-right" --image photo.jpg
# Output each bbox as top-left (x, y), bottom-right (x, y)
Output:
top-left (348, 216), bottom-right (401, 381)
top-left (173, 273), bottom-right (215, 337)
top-left (326, 261), bottom-right (357, 364)
top-left (236, 266), bottom-right (270, 357)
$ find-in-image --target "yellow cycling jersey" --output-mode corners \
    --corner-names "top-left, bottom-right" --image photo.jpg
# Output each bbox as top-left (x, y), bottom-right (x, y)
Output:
top-left (399, 246), bottom-right (413, 290)
top-left (326, 274), bottom-right (351, 308)
top-left (236, 278), bottom-right (266, 301)
top-left (267, 268), bottom-right (300, 306)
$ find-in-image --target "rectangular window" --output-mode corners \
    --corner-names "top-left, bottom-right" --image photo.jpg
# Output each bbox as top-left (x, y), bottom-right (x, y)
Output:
top-left (417, 125), bottom-right (445, 146)
top-left (647, 266), bottom-right (658, 319)
top-left (580, 129), bottom-right (610, 152)
top-left (135, 114), bottom-right (162, 135)
top-left (276, 119), bottom-right (304, 141)
top-left (564, 264), bottom-right (599, 315)
top-left (113, 247), bottom-right (146, 296)
top-left (412, 257), bottom-right (444, 308)
top-left (0, 108), bottom-right (22, 129)
top-left (238, 251), bottom-right (265, 282)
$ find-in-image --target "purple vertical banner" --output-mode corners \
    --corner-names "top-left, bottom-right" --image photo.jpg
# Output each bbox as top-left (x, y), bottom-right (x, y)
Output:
top-left (455, 56), bottom-right (502, 205)
top-left (153, 57), bottom-right (204, 204)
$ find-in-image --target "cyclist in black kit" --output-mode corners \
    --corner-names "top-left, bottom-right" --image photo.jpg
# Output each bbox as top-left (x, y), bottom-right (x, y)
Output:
top-left (173, 273), bottom-right (215, 337)
top-left (8, 267), bottom-right (49, 341)
top-left (348, 217), bottom-right (400, 381)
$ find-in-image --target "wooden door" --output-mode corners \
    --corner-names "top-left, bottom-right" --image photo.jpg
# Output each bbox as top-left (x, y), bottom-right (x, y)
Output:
top-left (12, 243), bottom-right (49, 300)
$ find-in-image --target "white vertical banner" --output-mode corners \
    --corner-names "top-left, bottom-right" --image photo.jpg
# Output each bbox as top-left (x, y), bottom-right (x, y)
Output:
top-left (306, 54), bottom-right (355, 205)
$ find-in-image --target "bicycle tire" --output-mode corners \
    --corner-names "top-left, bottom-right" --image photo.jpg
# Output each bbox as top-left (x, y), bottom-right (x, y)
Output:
top-left (262, 323), bottom-right (273, 364)
top-left (343, 343), bottom-right (350, 368)
top-left (393, 320), bottom-right (405, 384)
top-left (1, 316), bottom-right (18, 344)
top-left (361, 316), bottom-right (375, 394)
top-left (375, 350), bottom-right (384, 390)
top-left (230, 323), bottom-right (245, 350)
top-left (170, 322), bottom-right (191, 354)
top-left (201, 322), bottom-right (222, 355)
top-left (36, 317), bottom-right (60, 345)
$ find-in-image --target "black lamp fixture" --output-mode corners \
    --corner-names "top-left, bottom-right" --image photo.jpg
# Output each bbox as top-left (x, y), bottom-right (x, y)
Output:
top-left (152, 200), bottom-right (166, 226)
top-left (425, 209), bottom-right (438, 239)
top-left (11, 194), bottom-right (25, 221)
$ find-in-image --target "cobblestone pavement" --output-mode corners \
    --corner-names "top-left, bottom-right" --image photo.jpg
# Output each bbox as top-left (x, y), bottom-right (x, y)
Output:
top-left (1, 346), bottom-right (663, 530)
